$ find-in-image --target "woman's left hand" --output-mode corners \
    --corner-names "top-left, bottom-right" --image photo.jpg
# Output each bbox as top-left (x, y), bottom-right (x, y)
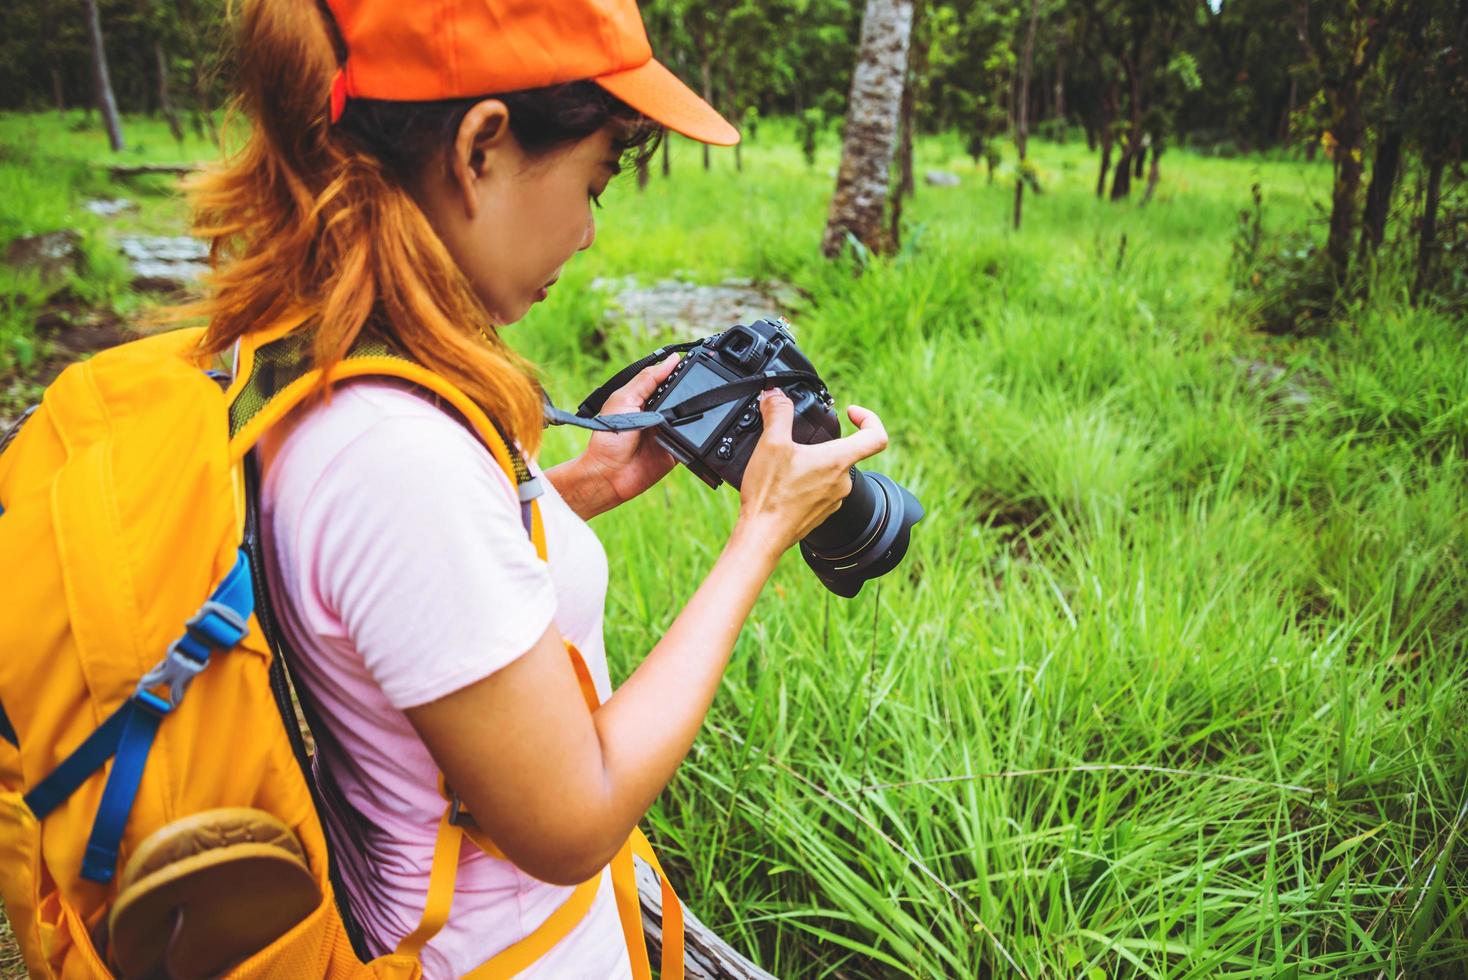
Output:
top-left (551, 353), bottom-right (681, 519)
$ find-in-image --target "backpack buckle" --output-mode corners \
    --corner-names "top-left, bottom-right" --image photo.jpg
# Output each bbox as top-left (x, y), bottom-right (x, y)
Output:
top-left (138, 600), bottom-right (251, 710)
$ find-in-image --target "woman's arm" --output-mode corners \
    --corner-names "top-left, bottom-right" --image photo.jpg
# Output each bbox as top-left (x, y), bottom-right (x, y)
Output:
top-left (405, 392), bottom-right (888, 885)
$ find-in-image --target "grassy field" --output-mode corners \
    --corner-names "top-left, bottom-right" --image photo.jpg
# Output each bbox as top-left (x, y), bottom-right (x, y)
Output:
top-left (2, 111), bottom-right (1466, 977)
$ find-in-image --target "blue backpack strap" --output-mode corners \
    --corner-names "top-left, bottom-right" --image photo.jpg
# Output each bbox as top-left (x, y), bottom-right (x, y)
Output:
top-left (81, 690), bottom-right (172, 881)
top-left (23, 549), bottom-right (255, 884)
top-left (0, 700), bottom-right (15, 748)
top-left (23, 703), bottom-right (132, 818)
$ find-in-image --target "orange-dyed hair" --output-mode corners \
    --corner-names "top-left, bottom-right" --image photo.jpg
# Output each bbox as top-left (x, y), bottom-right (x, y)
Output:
top-left (160, 0), bottom-right (650, 453)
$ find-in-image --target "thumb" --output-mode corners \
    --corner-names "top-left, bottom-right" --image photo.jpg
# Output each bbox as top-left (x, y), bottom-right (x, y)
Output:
top-left (606, 353), bottom-right (679, 412)
top-left (758, 388), bottom-right (795, 443)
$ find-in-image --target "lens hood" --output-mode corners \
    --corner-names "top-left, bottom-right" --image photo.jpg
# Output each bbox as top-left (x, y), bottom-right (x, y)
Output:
top-left (799, 471), bottom-right (924, 598)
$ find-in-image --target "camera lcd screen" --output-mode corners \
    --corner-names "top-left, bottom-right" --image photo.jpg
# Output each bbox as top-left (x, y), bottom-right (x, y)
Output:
top-left (667, 362), bottom-right (740, 450)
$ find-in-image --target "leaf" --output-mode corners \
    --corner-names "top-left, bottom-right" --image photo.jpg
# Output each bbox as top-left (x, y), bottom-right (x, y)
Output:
top-left (1321, 823), bottom-right (1387, 863)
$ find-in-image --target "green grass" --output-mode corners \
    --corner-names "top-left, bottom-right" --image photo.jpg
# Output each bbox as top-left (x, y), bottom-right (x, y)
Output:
top-left (3, 112), bottom-right (1466, 977)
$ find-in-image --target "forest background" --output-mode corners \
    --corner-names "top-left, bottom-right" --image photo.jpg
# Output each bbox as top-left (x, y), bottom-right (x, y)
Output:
top-left (0, 0), bottom-right (1465, 977)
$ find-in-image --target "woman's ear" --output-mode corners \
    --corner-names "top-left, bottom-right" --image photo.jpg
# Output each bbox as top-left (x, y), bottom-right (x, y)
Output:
top-left (451, 98), bottom-right (512, 219)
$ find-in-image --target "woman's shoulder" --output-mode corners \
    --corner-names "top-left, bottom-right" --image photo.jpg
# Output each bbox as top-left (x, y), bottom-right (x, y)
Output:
top-left (261, 378), bottom-right (517, 506)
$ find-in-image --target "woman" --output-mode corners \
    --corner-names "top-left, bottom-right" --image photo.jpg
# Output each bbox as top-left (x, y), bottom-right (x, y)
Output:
top-left (189, 0), bottom-right (888, 976)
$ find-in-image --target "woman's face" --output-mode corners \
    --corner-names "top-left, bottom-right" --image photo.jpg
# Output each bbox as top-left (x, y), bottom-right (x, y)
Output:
top-left (412, 99), bottom-right (624, 326)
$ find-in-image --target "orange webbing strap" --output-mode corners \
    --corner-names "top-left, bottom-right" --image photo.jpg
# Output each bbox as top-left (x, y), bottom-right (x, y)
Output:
top-left (609, 830), bottom-right (685, 980)
top-left (611, 839), bottom-right (654, 979)
top-left (528, 497), bottom-right (549, 561)
top-left (394, 808), bottom-right (464, 960)
top-left (565, 639), bottom-right (601, 711)
top-left (459, 876), bottom-right (601, 979)
top-left (632, 828), bottom-right (685, 980)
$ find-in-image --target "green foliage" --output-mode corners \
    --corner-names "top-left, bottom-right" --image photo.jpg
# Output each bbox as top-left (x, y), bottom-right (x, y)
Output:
top-left (1228, 183), bottom-right (1337, 335)
top-left (0, 112), bottom-right (205, 373)
top-left (512, 128), bottom-right (1467, 977)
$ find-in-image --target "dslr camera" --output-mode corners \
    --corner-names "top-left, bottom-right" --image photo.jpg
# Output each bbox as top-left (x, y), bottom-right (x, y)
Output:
top-left (569, 317), bottom-right (923, 598)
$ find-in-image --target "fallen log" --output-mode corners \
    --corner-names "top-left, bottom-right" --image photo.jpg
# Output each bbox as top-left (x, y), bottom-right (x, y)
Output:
top-left (636, 857), bottom-right (778, 979)
top-left (107, 163), bottom-right (196, 179)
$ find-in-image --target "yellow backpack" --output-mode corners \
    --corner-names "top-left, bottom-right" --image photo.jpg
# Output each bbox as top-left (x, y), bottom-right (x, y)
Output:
top-left (0, 318), bottom-right (683, 979)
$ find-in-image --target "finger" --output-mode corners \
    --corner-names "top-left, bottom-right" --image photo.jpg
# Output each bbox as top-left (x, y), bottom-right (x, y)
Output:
top-left (757, 388), bottom-right (795, 444)
top-left (604, 353), bottom-right (680, 412)
top-left (833, 405), bottom-right (888, 463)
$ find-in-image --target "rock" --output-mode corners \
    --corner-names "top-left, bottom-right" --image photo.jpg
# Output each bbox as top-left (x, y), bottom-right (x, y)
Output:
top-left (590, 276), bottom-right (810, 341)
top-left (1232, 357), bottom-right (1326, 410)
top-left (924, 170), bottom-right (961, 187)
top-left (5, 230), bottom-right (81, 287)
top-left (84, 198), bottom-right (138, 218)
top-left (117, 235), bottom-right (210, 292)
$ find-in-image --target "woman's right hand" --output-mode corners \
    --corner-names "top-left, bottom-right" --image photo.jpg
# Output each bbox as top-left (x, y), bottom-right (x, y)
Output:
top-left (734, 388), bottom-right (890, 558)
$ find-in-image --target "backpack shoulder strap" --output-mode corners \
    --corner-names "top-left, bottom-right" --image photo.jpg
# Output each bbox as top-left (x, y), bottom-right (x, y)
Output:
top-left (226, 324), bottom-right (536, 507)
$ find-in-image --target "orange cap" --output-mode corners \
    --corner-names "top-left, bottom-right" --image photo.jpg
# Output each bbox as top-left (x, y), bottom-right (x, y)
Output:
top-left (324, 0), bottom-right (739, 146)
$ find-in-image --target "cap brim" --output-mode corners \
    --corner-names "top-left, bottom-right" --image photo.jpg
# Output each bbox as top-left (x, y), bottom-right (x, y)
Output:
top-left (593, 58), bottom-right (739, 146)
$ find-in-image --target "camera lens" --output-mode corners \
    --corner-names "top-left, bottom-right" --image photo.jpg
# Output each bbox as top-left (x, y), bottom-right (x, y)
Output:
top-left (798, 468), bottom-right (923, 598)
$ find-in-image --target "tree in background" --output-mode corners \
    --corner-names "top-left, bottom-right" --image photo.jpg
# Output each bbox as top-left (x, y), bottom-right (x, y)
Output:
top-left (1292, 0), bottom-right (1400, 284)
top-left (1012, 0), bottom-right (1042, 228)
top-left (919, 0), bottom-right (1016, 182)
top-left (82, 0), bottom-right (124, 150)
top-left (821, 0), bottom-right (915, 258)
top-left (1401, 0), bottom-right (1468, 302)
top-left (2, 0), bottom-right (1459, 319)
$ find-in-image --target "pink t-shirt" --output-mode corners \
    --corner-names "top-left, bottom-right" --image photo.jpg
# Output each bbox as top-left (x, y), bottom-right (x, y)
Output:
top-left (256, 379), bottom-right (632, 980)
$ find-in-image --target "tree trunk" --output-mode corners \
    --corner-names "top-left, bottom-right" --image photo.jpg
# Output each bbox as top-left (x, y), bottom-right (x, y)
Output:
top-left (1096, 131), bottom-right (1112, 198)
top-left (661, 133), bottom-right (671, 178)
top-left (1013, 0), bottom-right (1040, 230)
top-left (82, 0), bottom-right (125, 151)
top-left (889, 0), bottom-right (921, 252)
top-left (1140, 139), bottom-right (1163, 205)
top-left (1359, 127), bottom-right (1402, 258)
top-left (1323, 84), bottom-right (1365, 283)
top-left (1359, 60), bottom-right (1417, 260)
top-left (820, 0), bottom-right (915, 259)
top-left (1110, 133), bottom-right (1134, 199)
top-left (1279, 76), bottom-right (1297, 143)
top-left (191, 54), bottom-right (219, 143)
top-left (1054, 55), bottom-right (1065, 125)
top-left (155, 40), bottom-right (185, 144)
top-left (894, 85), bottom-right (914, 202)
top-left (1133, 142), bottom-right (1146, 178)
top-left (636, 151), bottom-right (650, 191)
top-left (727, 64), bottom-right (743, 173)
top-left (894, 0), bottom-right (925, 206)
top-left (1109, 102), bottom-right (1145, 199)
top-left (1110, 151), bottom-right (1131, 198)
top-left (1413, 156), bottom-right (1445, 304)
top-left (701, 58), bottom-right (713, 172)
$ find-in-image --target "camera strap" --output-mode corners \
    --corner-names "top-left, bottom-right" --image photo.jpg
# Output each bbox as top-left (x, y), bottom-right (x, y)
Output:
top-left (543, 400), bottom-right (667, 433)
top-left (545, 369), bottom-right (827, 433)
top-left (658, 370), bottom-right (825, 421)
top-left (574, 340), bottom-right (706, 418)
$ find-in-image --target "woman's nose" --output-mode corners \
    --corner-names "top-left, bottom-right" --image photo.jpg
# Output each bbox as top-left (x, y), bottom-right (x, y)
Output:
top-left (579, 212), bottom-right (596, 251)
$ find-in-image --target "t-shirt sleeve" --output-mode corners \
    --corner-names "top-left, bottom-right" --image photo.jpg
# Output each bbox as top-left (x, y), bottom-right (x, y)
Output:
top-left (294, 414), bottom-right (557, 710)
